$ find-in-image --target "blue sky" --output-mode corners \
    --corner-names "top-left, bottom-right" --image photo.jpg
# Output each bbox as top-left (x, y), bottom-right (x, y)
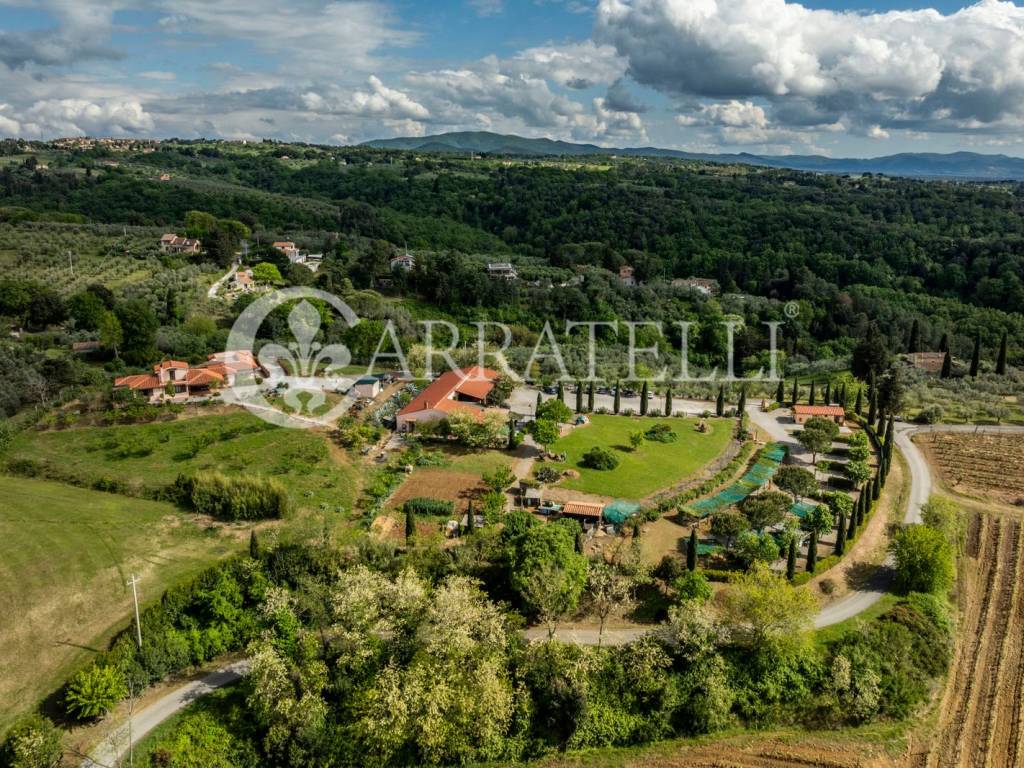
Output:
top-left (1, 0), bottom-right (1023, 156)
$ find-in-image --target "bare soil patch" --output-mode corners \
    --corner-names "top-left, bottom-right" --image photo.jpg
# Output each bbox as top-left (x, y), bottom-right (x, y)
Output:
top-left (388, 468), bottom-right (485, 513)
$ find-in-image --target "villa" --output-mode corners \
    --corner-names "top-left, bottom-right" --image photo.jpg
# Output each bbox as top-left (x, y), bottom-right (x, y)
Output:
top-left (395, 365), bottom-right (504, 432)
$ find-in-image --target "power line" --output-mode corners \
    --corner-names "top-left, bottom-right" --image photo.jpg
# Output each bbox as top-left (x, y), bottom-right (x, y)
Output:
top-left (127, 573), bottom-right (142, 649)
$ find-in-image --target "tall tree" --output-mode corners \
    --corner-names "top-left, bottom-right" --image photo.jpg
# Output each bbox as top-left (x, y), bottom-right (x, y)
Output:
top-left (737, 385), bottom-right (746, 414)
top-left (834, 511), bottom-right (847, 556)
top-left (665, 385), bottom-right (673, 416)
top-left (806, 529), bottom-right (818, 572)
top-left (775, 379), bottom-right (785, 405)
top-left (970, 333), bottom-right (981, 377)
top-left (687, 528), bottom-right (698, 572)
top-left (823, 381), bottom-right (832, 405)
top-left (908, 319), bottom-right (920, 353)
top-left (575, 381), bottom-right (583, 413)
top-left (613, 380), bottom-right (621, 414)
top-left (640, 380), bottom-right (649, 416)
top-left (791, 378), bottom-right (799, 406)
top-left (996, 331), bottom-right (1009, 375)
top-left (786, 538), bottom-right (797, 581)
top-left (557, 380), bottom-right (565, 404)
top-left (940, 349), bottom-right (952, 379)
top-left (854, 386), bottom-right (863, 415)
top-left (809, 380), bottom-right (816, 406)
top-left (852, 322), bottom-right (891, 380)
top-left (716, 386), bottom-right (725, 416)
top-left (587, 381), bottom-right (595, 412)
top-left (939, 332), bottom-right (949, 353)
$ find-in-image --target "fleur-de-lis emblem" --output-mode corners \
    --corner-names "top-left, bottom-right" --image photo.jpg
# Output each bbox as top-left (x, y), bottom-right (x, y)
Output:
top-left (258, 300), bottom-right (351, 414)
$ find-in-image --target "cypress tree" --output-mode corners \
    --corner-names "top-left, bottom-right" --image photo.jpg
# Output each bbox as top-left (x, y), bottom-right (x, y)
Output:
top-left (775, 379), bottom-right (785, 405)
top-left (872, 474), bottom-right (881, 501)
top-left (507, 416), bottom-right (517, 450)
top-left (786, 538), bottom-right (797, 581)
top-left (557, 380), bottom-right (565, 403)
top-left (939, 332), bottom-right (949, 353)
top-left (868, 370), bottom-right (876, 403)
top-left (665, 386), bottom-right (674, 416)
top-left (839, 382), bottom-right (847, 409)
top-left (791, 378), bottom-right (799, 406)
top-left (249, 530), bottom-right (261, 560)
top-left (859, 485), bottom-right (868, 525)
top-left (613, 381), bottom-right (621, 414)
top-left (886, 416), bottom-right (895, 456)
top-left (716, 386), bottom-right (725, 416)
top-left (809, 380), bottom-right (816, 405)
top-left (405, 505), bottom-right (416, 540)
top-left (640, 380), bottom-right (649, 415)
top-left (847, 502), bottom-right (858, 540)
top-left (835, 511), bottom-right (847, 556)
top-left (824, 381), bottom-right (832, 405)
top-left (587, 381), bottom-right (595, 412)
top-left (806, 530), bottom-right (818, 572)
top-left (868, 389), bottom-right (877, 425)
top-left (940, 349), bottom-right (952, 379)
top-left (465, 500), bottom-right (475, 535)
top-left (854, 386), bottom-right (863, 416)
top-left (536, 390), bottom-right (542, 414)
top-left (970, 333), bottom-right (981, 377)
top-left (908, 319), bottom-right (920, 353)
top-left (687, 528), bottom-right (698, 572)
top-left (737, 385), bottom-right (747, 414)
top-left (997, 331), bottom-right (1008, 375)
top-left (575, 381), bottom-right (583, 413)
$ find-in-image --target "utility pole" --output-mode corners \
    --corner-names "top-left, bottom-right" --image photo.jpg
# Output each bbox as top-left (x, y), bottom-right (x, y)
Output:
top-left (127, 574), bottom-right (142, 649)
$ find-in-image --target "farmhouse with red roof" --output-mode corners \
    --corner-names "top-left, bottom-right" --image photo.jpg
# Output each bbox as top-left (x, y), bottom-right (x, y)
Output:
top-left (395, 365), bottom-right (505, 432)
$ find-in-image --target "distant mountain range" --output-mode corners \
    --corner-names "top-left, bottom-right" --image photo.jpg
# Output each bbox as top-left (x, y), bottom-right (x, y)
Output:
top-left (362, 131), bottom-right (1024, 181)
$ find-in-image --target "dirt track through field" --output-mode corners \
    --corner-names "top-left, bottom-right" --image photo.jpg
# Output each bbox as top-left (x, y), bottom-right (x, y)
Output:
top-left (922, 512), bottom-right (1024, 768)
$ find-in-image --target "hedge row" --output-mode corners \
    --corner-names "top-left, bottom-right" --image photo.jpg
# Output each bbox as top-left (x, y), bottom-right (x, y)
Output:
top-left (172, 471), bottom-right (290, 520)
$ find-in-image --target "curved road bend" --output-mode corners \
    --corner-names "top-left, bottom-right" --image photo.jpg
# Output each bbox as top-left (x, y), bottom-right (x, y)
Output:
top-left (81, 661), bottom-right (250, 768)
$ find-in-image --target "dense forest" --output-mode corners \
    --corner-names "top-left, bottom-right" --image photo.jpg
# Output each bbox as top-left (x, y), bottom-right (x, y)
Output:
top-left (2, 139), bottom-right (1023, 370)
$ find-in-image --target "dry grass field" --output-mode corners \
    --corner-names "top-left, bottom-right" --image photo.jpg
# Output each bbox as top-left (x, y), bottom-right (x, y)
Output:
top-left (0, 475), bottom-right (243, 734)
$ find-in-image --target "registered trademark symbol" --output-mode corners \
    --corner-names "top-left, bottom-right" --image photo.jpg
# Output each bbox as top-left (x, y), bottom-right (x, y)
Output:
top-left (784, 301), bottom-right (800, 319)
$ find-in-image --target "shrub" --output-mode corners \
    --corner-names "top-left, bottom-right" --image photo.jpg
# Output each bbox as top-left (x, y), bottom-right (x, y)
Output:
top-left (890, 524), bottom-right (955, 595)
top-left (403, 497), bottom-right (455, 517)
top-left (174, 471), bottom-right (290, 520)
top-left (534, 466), bottom-right (562, 483)
top-left (581, 446), bottom-right (619, 470)
top-left (1, 714), bottom-right (62, 768)
top-left (65, 665), bottom-right (127, 720)
top-left (644, 423), bottom-right (677, 443)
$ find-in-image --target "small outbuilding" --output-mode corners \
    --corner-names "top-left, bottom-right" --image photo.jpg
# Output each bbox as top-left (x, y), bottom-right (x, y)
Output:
top-left (792, 404), bottom-right (845, 425)
top-left (352, 376), bottom-right (382, 399)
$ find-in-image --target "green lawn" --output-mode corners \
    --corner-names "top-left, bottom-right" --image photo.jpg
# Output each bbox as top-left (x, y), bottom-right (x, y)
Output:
top-left (0, 476), bottom-right (241, 734)
top-left (8, 411), bottom-right (357, 519)
top-left (551, 415), bottom-right (733, 499)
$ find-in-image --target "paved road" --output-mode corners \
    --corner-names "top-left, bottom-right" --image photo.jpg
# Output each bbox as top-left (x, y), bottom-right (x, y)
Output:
top-left (81, 661), bottom-right (250, 768)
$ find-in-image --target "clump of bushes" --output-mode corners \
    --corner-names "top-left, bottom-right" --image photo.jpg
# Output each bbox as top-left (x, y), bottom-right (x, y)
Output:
top-left (581, 446), bottom-right (619, 470)
top-left (644, 423), bottom-right (677, 443)
top-left (174, 471), bottom-right (290, 520)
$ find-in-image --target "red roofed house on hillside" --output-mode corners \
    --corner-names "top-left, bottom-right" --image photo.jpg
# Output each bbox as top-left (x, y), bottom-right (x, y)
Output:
top-left (792, 404), bottom-right (846, 425)
top-left (114, 352), bottom-right (265, 403)
top-left (395, 366), bottom-right (504, 432)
